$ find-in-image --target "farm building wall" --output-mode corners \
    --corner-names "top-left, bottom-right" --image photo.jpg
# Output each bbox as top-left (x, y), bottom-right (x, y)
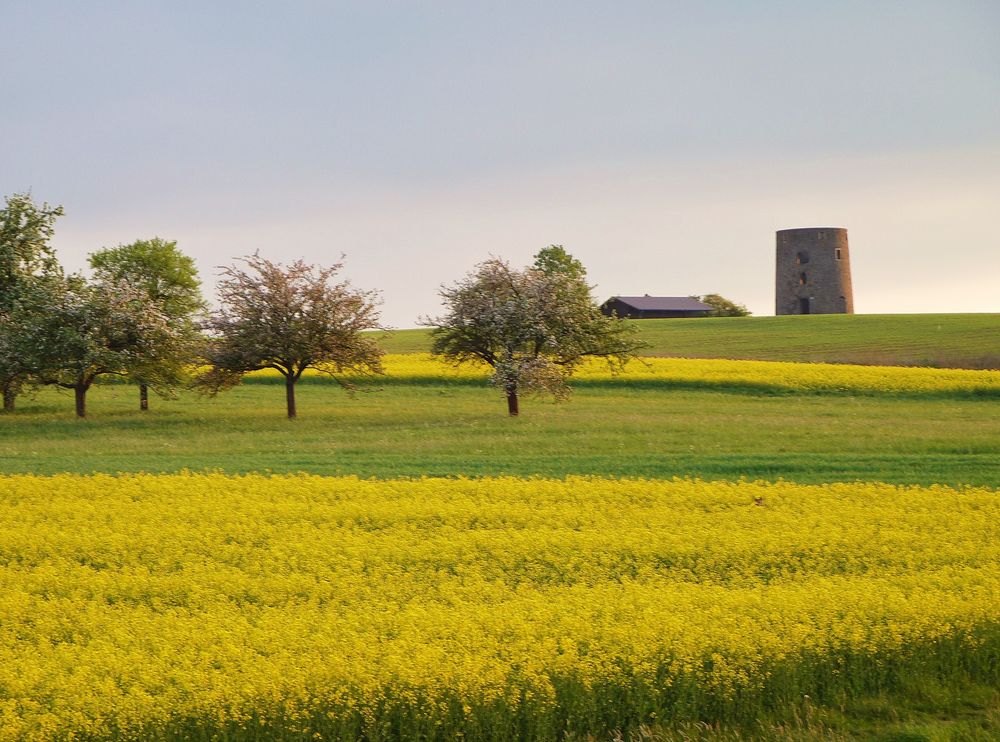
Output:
top-left (600, 299), bottom-right (710, 319)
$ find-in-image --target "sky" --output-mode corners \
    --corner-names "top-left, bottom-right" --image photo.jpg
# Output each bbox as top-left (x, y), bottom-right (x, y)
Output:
top-left (3, 1), bottom-right (998, 327)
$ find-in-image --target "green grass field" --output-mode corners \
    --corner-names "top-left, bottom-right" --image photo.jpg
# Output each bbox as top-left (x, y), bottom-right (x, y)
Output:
top-left (4, 379), bottom-right (999, 486)
top-left (383, 313), bottom-right (1000, 368)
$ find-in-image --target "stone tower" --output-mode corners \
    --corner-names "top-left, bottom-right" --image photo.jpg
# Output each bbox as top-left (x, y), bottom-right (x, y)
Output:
top-left (775, 227), bottom-right (854, 315)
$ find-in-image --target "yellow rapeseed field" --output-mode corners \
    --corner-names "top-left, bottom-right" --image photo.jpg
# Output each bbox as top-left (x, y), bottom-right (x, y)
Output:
top-left (0, 474), bottom-right (997, 740)
top-left (247, 354), bottom-right (1000, 396)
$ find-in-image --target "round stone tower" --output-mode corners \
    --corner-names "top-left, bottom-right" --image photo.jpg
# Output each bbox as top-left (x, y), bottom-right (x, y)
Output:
top-left (775, 227), bottom-right (853, 315)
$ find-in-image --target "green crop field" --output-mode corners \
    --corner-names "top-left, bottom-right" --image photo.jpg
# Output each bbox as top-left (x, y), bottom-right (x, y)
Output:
top-left (383, 313), bottom-right (1000, 368)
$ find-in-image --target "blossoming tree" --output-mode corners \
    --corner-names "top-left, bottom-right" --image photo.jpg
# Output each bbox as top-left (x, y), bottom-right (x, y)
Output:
top-left (425, 246), bottom-right (643, 416)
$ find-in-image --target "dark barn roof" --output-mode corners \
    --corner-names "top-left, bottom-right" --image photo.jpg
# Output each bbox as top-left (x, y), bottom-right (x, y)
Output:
top-left (606, 296), bottom-right (712, 312)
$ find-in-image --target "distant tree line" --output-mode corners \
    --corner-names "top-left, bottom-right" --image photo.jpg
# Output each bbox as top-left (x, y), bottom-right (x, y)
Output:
top-left (0, 193), bottom-right (654, 419)
top-left (691, 294), bottom-right (752, 317)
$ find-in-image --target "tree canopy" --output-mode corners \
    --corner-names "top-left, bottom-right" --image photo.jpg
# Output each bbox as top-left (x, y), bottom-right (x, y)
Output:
top-left (20, 275), bottom-right (181, 418)
top-left (0, 192), bottom-right (63, 307)
top-left (532, 244), bottom-right (586, 281)
top-left (89, 238), bottom-right (205, 409)
top-left (425, 250), bottom-right (643, 415)
top-left (0, 193), bottom-right (64, 410)
top-left (89, 238), bottom-right (203, 318)
top-left (695, 294), bottom-right (752, 317)
top-left (198, 253), bottom-right (384, 419)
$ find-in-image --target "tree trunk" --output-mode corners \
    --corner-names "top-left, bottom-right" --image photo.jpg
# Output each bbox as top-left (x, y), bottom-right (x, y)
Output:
top-left (285, 376), bottom-right (297, 419)
top-left (139, 384), bottom-right (149, 411)
top-left (506, 387), bottom-right (519, 417)
top-left (2, 382), bottom-right (15, 412)
top-left (75, 385), bottom-right (88, 418)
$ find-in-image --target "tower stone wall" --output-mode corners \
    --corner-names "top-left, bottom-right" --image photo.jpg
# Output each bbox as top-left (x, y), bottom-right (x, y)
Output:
top-left (775, 227), bottom-right (853, 315)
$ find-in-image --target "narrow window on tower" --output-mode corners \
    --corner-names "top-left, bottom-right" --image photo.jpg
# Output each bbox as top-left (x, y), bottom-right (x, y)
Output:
top-left (799, 272), bottom-right (807, 285)
top-left (835, 248), bottom-right (842, 260)
top-left (796, 251), bottom-right (810, 264)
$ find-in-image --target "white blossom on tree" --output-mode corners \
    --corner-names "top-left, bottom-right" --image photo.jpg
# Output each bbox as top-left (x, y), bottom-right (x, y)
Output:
top-left (21, 276), bottom-right (182, 418)
top-left (424, 247), bottom-right (643, 416)
top-left (0, 193), bottom-right (63, 411)
top-left (89, 238), bottom-right (205, 410)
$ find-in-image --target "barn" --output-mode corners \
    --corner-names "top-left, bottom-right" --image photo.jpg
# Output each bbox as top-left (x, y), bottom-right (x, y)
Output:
top-left (600, 295), bottom-right (712, 319)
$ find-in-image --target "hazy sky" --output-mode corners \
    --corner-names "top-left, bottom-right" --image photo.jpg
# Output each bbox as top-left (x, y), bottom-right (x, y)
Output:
top-left (3, 1), bottom-right (998, 327)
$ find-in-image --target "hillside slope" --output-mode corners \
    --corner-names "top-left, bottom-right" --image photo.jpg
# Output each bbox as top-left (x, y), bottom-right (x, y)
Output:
top-left (382, 313), bottom-right (1000, 368)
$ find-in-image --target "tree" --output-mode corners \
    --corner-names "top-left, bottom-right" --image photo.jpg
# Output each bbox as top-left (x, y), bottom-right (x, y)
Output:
top-left (21, 275), bottom-right (180, 418)
top-left (695, 293), bottom-right (752, 317)
top-left (0, 311), bottom-right (32, 410)
top-left (89, 238), bottom-right (205, 410)
top-left (198, 254), bottom-right (384, 419)
top-left (0, 193), bottom-right (64, 411)
top-left (532, 244), bottom-right (586, 281)
top-left (424, 251), bottom-right (644, 416)
top-left (0, 302), bottom-right (35, 411)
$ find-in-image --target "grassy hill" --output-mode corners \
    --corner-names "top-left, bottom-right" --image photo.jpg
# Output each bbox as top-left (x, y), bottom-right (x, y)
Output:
top-left (383, 313), bottom-right (1000, 368)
